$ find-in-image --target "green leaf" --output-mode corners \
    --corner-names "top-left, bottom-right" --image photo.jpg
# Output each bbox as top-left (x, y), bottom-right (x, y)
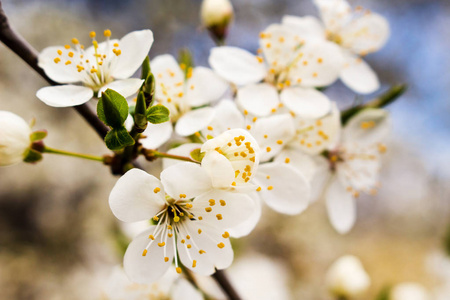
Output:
top-left (97, 89), bottom-right (129, 128)
top-left (141, 56), bottom-right (151, 80)
top-left (190, 148), bottom-right (204, 162)
top-left (30, 130), bottom-right (47, 142)
top-left (23, 148), bottom-right (43, 163)
top-left (147, 105), bottom-right (170, 124)
top-left (105, 127), bottom-right (135, 151)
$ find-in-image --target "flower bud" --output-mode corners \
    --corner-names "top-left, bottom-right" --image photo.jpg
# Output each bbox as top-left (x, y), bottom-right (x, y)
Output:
top-left (0, 111), bottom-right (32, 166)
top-left (325, 255), bottom-right (371, 298)
top-left (200, 0), bottom-right (233, 42)
top-left (390, 283), bottom-right (431, 300)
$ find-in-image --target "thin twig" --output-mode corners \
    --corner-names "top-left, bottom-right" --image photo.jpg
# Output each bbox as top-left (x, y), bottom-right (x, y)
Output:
top-left (212, 269), bottom-right (242, 300)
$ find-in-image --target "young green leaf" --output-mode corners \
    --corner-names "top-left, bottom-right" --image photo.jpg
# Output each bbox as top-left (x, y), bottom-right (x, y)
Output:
top-left (105, 127), bottom-right (135, 151)
top-left (147, 105), bottom-right (170, 124)
top-left (97, 89), bottom-right (129, 128)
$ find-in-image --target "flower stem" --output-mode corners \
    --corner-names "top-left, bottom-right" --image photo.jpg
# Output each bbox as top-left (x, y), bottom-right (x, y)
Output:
top-left (212, 269), bottom-right (242, 300)
top-left (142, 149), bottom-right (200, 164)
top-left (42, 146), bottom-right (105, 162)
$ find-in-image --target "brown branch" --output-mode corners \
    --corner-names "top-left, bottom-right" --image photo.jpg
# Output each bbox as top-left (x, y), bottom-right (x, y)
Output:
top-left (212, 269), bottom-right (242, 300)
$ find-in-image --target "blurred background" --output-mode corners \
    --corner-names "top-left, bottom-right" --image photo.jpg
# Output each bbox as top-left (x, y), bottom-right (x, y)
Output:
top-left (0, 0), bottom-right (449, 299)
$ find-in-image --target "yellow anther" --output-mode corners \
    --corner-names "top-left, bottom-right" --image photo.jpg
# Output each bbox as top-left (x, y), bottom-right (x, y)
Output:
top-left (186, 203), bottom-right (193, 208)
top-left (244, 110), bottom-right (248, 115)
top-left (276, 140), bottom-right (283, 145)
top-left (164, 257), bottom-right (169, 262)
top-left (158, 242), bottom-right (165, 247)
top-left (54, 57), bottom-right (61, 64)
top-left (264, 134), bottom-right (268, 139)
top-left (303, 60), bottom-right (308, 66)
top-left (89, 31), bottom-right (96, 38)
top-left (178, 92), bottom-right (184, 97)
top-left (187, 244), bottom-right (192, 249)
top-left (149, 234), bottom-right (155, 240)
top-left (57, 50), bottom-right (62, 55)
top-left (378, 144), bottom-right (387, 153)
top-left (142, 249), bottom-right (147, 256)
top-left (240, 152), bottom-right (247, 157)
top-left (217, 242), bottom-right (225, 249)
top-left (266, 175), bottom-right (270, 179)
top-left (246, 125), bottom-right (252, 130)
top-left (153, 216), bottom-right (159, 221)
top-left (174, 216), bottom-right (180, 222)
top-left (285, 80), bottom-right (291, 87)
top-left (192, 260), bottom-right (197, 268)
top-left (256, 56), bottom-right (264, 63)
top-left (353, 191), bottom-right (360, 198)
top-left (207, 126), bottom-right (213, 130)
top-left (216, 214), bottom-right (223, 220)
top-left (64, 45), bottom-right (70, 49)
top-left (256, 187), bottom-right (262, 192)
top-left (361, 121), bottom-right (376, 129)
top-left (222, 231), bottom-right (230, 238)
top-left (198, 216), bottom-right (203, 220)
top-left (181, 239), bottom-right (185, 244)
top-left (209, 199), bottom-right (215, 206)
top-left (231, 182), bottom-right (236, 186)
top-left (186, 235), bottom-right (191, 239)
top-left (250, 157), bottom-right (256, 162)
top-left (190, 85), bottom-right (195, 90)
top-left (154, 187), bottom-right (161, 193)
top-left (93, 41), bottom-right (98, 49)
top-left (220, 200), bottom-right (226, 206)
top-left (113, 43), bottom-right (119, 47)
top-left (269, 68), bottom-right (276, 74)
top-left (70, 38), bottom-right (79, 45)
top-left (271, 108), bottom-right (277, 113)
top-left (266, 147), bottom-right (271, 152)
top-left (68, 51), bottom-right (74, 58)
top-left (277, 82), bottom-right (284, 89)
top-left (199, 250), bottom-right (206, 254)
top-left (103, 29), bottom-right (111, 37)
top-left (114, 49), bottom-right (121, 56)
top-left (266, 42), bottom-right (271, 48)
top-left (179, 194), bottom-right (186, 199)
top-left (176, 267), bottom-right (182, 274)
top-left (267, 186), bottom-right (273, 190)
top-left (307, 143), bottom-right (313, 148)
top-left (316, 120), bottom-right (322, 126)
top-left (198, 229), bottom-right (202, 234)
top-left (285, 158), bottom-right (290, 163)
top-left (297, 78), bottom-right (302, 83)
top-left (205, 207), bottom-right (212, 212)
top-left (330, 155), bottom-right (338, 162)
top-left (168, 233), bottom-right (173, 237)
top-left (259, 32), bottom-right (266, 39)
top-left (279, 36), bottom-right (285, 43)
top-left (65, 61), bottom-right (72, 65)
top-left (195, 132), bottom-right (201, 137)
top-left (313, 72), bottom-right (318, 77)
top-left (317, 58), bottom-right (323, 63)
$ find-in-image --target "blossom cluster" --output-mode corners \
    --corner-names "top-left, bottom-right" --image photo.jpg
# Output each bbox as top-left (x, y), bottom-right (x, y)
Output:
top-left (0, 0), bottom-right (394, 293)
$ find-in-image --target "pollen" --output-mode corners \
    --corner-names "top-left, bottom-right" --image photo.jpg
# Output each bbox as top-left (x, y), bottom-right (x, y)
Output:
top-left (198, 216), bottom-right (203, 220)
top-left (313, 72), bottom-right (318, 77)
top-left (256, 56), bottom-right (264, 63)
top-left (285, 158), bottom-right (290, 163)
top-left (192, 260), bottom-right (197, 268)
top-left (361, 121), bottom-right (375, 129)
top-left (113, 43), bottom-right (119, 47)
top-left (209, 199), bottom-right (215, 206)
top-left (199, 250), bottom-right (206, 254)
top-left (153, 216), bottom-right (159, 221)
top-left (220, 200), bottom-right (226, 206)
top-left (222, 231), bottom-right (230, 238)
top-left (276, 140), bottom-right (283, 145)
top-left (317, 58), bottom-right (323, 63)
top-left (266, 147), bottom-right (271, 152)
top-left (71, 38), bottom-right (79, 44)
top-left (266, 43), bottom-right (271, 48)
top-left (244, 110), bottom-right (248, 115)
top-left (57, 50), bottom-right (62, 55)
top-left (264, 134), bottom-right (268, 139)
top-left (103, 29), bottom-right (111, 37)
top-left (142, 249), bottom-right (147, 256)
top-left (187, 244), bottom-right (192, 249)
top-left (267, 186), bottom-right (273, 190)
top-left (179, 194), bottom-right (186, 198)
top-left (303, 60), bottom-right (308, 66)
top-left (207, 126), bottom-right (213, 131)
top-left (217, 242), bottom-right (225, 249)
top-left (168, 233), bottom-right (173, 237)
top-left (153, 187), bottom-right (161, 193)
top-left (256, 187), bottom-right (262, 192)
top-left (198, 229), bottom-right (202, 234)
top-left (231, 182), bottom-right (236, 186)
top-left (205, 207), bottom-right (212, 213)
top-left (271, 108), bottom-right (277, 113)
top-left (186, 235), bottom-right (191, 239)
top-left (54, 57), bottom-right (61, 64)
top-left (279, 36), bottom-right (285, 43)
top-left (164, 257), bottom-right (169, 262)
top-left (64, 45), bottom-right (70, 49)
top-left (176, 267), bottom-right (182, 274)
top-left (148, 235), bottom-right (155, 240)
top-left (89, 31), bottom-right (96, 38)
top-left (158, 242), bottom-right (165, 247)
top-left (216, 214), bottom-right (223, 220)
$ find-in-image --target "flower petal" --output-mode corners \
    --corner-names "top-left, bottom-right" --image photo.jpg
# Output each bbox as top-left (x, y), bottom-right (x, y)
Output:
top-left (325, 176), bottom-right (356, 234)
top-left (253, 163), bottom-right (310, 215)
top-left (162, 143), bottom-right (202, 169)
top-left (259, 24), bottom-right (299, 70)
top-left (340, 52), bottom-right (380, 94)
top-left (36, 85), bottom-right (93, 107)
top-left (204, 99), bottom-right (245, 136)
top-left (209, 46), bottom-right (266, 86)
top-left (175, 107), bottom-right (216, 136)
top-left (201, 151), bottom-right (235, 189)
top-left (281, 15), bottom-right (326, 41)
top-left (140, 121), bottom-right (173, 149)
top-left (171, 278), bottom-right (203, 300)
top-left (150, 54), bottom-right (185, 106)
top-left (124, 226), bottom-right (174, 283)
top-left (111, 30), bottom-right (154, 79)
top-left (227, 193), bottom-right (262, 238)
top-left (287, 40), bottom-right (343, 87)
top-left (109, 168), bottom-right (166, 222)
top-left (98, 78), bottom-right (144, 98)
top-left (161, 162), bottom-right (213, 200)
top-left (186, 67), bottom-right (228, 107)
top-left (280, 87), bottom-right (331, 119)
top-left (237, 83), bottom-right (279, 117)
top-left (314, 0), bottom-right (352, 32)
top-left (343, 108), bottom-right (390, 145)
top-left (250, 114), bottom-right (295, 162)
top-left (38, 46), bottom-right (81, 83)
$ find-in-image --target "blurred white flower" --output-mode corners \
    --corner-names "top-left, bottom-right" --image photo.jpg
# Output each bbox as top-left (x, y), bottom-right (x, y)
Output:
top-left (37, 29), bottom-right (153, 107)
top-left (209, 23), bottom-right (343, 118)
top-left (390, 283), bottom-right (431, 300)
top-left (283, 0), bottom-right (390, 93)
top-left (109, 164), bottom-right (255, 283)
top-left (102, 266), bottom-right (203, 300)
top-left (325, 255), bottom-right (371, 298)
top-left (200, 0), bottom-right (233, 28)
top-left (0, 111), bottom-right (32, 166)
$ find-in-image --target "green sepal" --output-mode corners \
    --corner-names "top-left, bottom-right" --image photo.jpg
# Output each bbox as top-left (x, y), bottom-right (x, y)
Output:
top-left (141, 56), bottom-right (151, 80)
top-left (23, 148), bottom-right (43, 163)
top-left (143, 73), bottom-right (155, 100)
top-left (190, 148), bottom-right (204, 162)
top-left (147, 105), bottom-right (170, 124)
top-left (30, 130), bottom-right (47, 142)
top-left (105, 127), bottom-right (135, 151)
top-left (134, 91), bottom-right (148, 130)
top-left (97, 89), bottom-right (129, 128)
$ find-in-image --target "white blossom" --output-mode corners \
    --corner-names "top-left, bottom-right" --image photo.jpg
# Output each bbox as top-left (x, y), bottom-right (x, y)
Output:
top-left (390, 283), bottom-right (431, 300)
top-left (0, 111), bottom-right (32, 166)
top-left (37, 29), bottom-right (153, 107)
top-left (200, 0), bottom-right (233, 28)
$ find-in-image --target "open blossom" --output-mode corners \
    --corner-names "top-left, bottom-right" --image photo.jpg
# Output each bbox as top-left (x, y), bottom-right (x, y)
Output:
top-left (283, 0), bottom-right (390, 94)
top-left (209, 23), bottom-right (343, 118)
top-left (102, 266), bottom-right (203, 300)
top-left (37, 29), bottom-right (153, 107)
top-left (278, 108), bottom-right (390, 233)
top-left (325, 255), bottom-right (371, 298)
top-left (390, 283), bottom-right (431, 300)
top-left (109, 163), bottom-right (255, 283)
top-left (0, 111), bottom-right (32, 166)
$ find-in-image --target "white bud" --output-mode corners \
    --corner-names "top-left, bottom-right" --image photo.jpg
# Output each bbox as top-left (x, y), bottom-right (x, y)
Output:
top-left (200, 0), bottom-right (233, 28)
top-left (325, 255), bottom-right (371, 298)
top-left (390, 283), bottom-right (431, 300)
top-left (0, 111), bottom-right (32, 166)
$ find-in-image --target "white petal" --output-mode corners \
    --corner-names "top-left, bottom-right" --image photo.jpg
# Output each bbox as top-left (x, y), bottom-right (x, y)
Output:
top-left (237, 83), bottom-right (279, 117)
top-left (150, 54), bottom-right (185, 105)
top-left (171, 278), bottom-right (203, 300)
top-left (140, 121), bottom-right (173, 149)
top-left (161, 163), bottom-right (212, 200)
top-left (209, 46), bottom-right (266, 86)
top-left (0, 111), bottom-right (32, 166)
top-left (162, 143), bottom-right (202, 169)
top-left (38, 46), bottom-right (81, 83)
top-left (340, 52), bottom-right (380, 94)
top-left (206, 99), bottom-right (245, 134)
top-left (186, 67), bottom-right (228, 107)
top-left (191, 190), bottom-right (256, 229)
top-left (253, 163), bottom-right (310, 215)
top-left (111, 30), bottom-right (154, 79)
top-left (343, 108), bottom-right (389, 145)
top-left (281, 87), bottom-right (331, 119)
top-left (281, 15), bottom-right (326, 41)
top-left (340, 13), bottom-right (390, 55)
top-left (259, 24), bottom-right (299, 70)
top-left (287, 40), bottom-right (343, 87)
top-left (325, 176), bottom-right (356, 234)
top-left (109, 169), bottom-right (166, 222)
top-left (36, 85), bottom-right (93, 107)
top-left (124, 226), bottom-right (174, 283)
top-left (314, 0), bottom-right (352, 32)
top-left (201, 151), bottom-right (235, 189)
top-left (98, 78), bottom-right (144, 98)
top-left (251, 114), bottom-right (295, 162)
top-left (227, 193), bottom-right (262, 238)
top-left (175, 107), bottom-right (215, 136)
